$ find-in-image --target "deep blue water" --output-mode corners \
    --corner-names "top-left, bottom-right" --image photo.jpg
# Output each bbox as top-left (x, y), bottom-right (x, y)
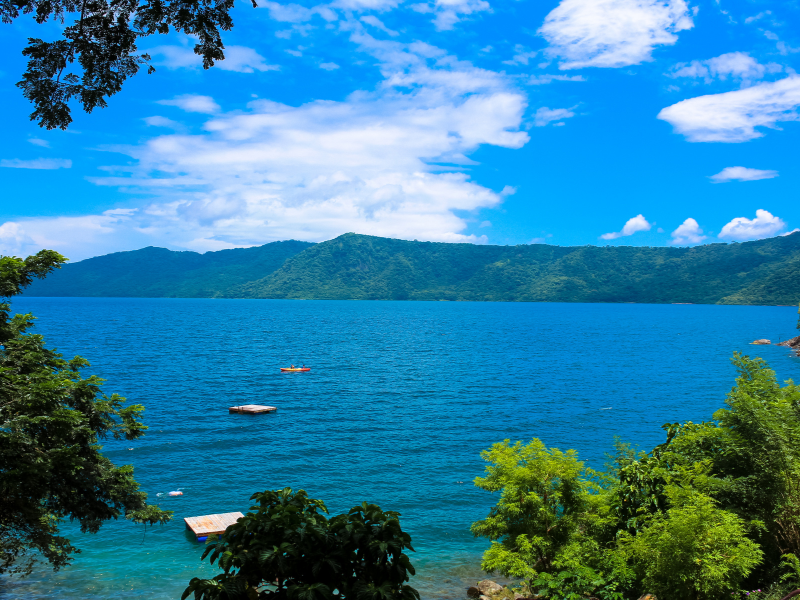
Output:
top-left (1, 299), bottom-right (798, 600)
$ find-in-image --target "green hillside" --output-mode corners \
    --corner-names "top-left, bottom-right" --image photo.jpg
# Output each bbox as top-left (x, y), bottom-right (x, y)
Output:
top-left (22, 232), bottom-right (800, 305)
top-left (230, 232), bottom-right (800, 305)
top-left (24, 240), bottom-right (314, 297)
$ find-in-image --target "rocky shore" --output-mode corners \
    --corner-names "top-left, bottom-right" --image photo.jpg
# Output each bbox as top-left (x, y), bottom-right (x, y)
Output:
top-left (466, 579), bottom-right (658, 600)
top-left (777, 335), bottom-right (800, 356)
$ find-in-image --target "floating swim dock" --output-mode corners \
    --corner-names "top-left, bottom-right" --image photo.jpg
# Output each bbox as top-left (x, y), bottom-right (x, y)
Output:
top-left (185, 512), bottom-right (244, 541)
top-left (228, 404), bottom-right (277, 414)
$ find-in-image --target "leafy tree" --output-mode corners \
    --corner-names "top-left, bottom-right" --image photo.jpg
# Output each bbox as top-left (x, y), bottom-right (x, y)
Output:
top-left (0, 251), bottom-right (171, 576)
top-left (470, 439), bottom-right (626, 599)
top-left (183, 488), bottom-right (419, 600)
top-left (620, 485), bottom-right (762, 600)
top-left (3, 0), bottom-right (254, 130)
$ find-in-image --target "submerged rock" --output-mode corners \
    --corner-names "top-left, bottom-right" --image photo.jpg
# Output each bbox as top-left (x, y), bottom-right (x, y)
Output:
top-left (466, 587), bottom-right (480, 599)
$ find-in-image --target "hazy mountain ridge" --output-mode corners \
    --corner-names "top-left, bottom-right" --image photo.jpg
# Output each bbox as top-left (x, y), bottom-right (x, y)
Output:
top-left (24, 240), bottom-right (314, 298)
top-left (24, 232), bottom-right (800, 305)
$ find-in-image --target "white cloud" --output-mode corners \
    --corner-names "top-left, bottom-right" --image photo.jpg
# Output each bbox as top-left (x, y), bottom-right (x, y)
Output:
top-left (158, 95), bottom-right (221, 114)
top-left (718, 209), bottom-right (786, 241)
top-left (360, 15), bottom-right (399, 36)
top-left (0, 158), bottom-right (72, 169)
top-left (410, 0), bottom-right (490, 31)
top-left (17, 37), bottom-right (529, 259)
top-left (28, 138), bottom-right (50, 148)
top-left (539, 0), bottom-right (694, 69)
top-left (668, 52), bottom-right (782, 84)
top-left (710, 166), bottom-right (778, 183)
top-left (0, 210), bottom-right (138, 260)
top-left (527, 74), bottom-right (586, 84)
top-left (148, 45), bottom-right (279, 73)
top-left (0, 222), bottom-right (38, 257)
top-left (533, 107), bottom-right (575, 126)
top-left (657, 76), bottom-right (800, 142)
top-left (669, 217), bottom-right (706, 245)
top-left (479, 220), bottom-right (492, 227)
top-left (144, 116), bottom-right (184, 129)
top-left (601, 214), bottom-right (652, 240)
top-left (782, 228), bottom-right (800, 236)
top-left (744, 10), bottom-right (771, 24)
top-left (503, 45), bottom-right (538, 66)
top-left (257, 0), bottom-right (338, 22)
top-left (320, 62), bottom-right (341, 70)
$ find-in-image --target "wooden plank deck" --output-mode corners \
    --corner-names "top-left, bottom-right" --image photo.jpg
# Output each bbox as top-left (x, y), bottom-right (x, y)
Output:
top-left (228, 404), bottom-right (277, 414)
top-left (185, 512), bottom-right (244, 540)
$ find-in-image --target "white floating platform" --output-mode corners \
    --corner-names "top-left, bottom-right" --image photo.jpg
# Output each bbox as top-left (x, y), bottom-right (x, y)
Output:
top-left (228, 404), bottom-right (277, 414)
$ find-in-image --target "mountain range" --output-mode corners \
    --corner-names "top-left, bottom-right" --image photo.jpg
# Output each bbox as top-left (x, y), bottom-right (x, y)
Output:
top-left (23, 232), bottom-right (800, 305)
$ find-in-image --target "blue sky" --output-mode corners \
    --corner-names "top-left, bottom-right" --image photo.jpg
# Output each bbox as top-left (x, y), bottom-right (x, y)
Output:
top-left (1, 0), bottom-right (799, 260)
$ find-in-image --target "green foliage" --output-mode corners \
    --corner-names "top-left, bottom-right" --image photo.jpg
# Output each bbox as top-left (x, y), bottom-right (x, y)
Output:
top-left (25, 232), bottom-right (800, 305)
top-left (5, 0), bottom-right (256, 130)
top-left (620, 486), bottom-right (763, 600)
top-left (471, 439), bottom-right (598, 579)
top-left (0, 250), bottom-right (171, 575)
top-left (183, 488), bottom-right (419, 600)
top-left (472, 354), bottom-right (800, 599)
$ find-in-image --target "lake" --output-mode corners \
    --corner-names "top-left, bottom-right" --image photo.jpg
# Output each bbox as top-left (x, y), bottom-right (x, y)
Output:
top-left (2, 298), bottom-right (799, 599)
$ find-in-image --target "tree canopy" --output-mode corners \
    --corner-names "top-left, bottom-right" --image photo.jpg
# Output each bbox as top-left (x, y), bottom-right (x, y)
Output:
top-left (0, 250), bottom-right (171, 575)
top-left (3, 0), bottom-right (252, 130)
top-left (183, 488), bottom-right (419, 600)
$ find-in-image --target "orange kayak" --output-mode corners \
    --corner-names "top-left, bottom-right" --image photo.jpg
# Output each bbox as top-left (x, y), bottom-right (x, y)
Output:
top-left (280, 367), bottom-right (310, 372)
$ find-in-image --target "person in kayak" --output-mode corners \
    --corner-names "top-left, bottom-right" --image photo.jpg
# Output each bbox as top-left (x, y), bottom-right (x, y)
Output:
top-left (290, 364), bottom-right (295, 368)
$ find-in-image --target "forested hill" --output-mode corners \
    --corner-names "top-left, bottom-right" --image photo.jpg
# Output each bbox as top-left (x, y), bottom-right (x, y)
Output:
top-left (24, 240), bottom-right (314, 298)
top-left (24, 232), bottom-right (800, 305)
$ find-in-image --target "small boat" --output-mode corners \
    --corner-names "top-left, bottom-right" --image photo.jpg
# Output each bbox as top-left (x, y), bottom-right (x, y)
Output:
top-left (280, 367), bottom-right (310, 372)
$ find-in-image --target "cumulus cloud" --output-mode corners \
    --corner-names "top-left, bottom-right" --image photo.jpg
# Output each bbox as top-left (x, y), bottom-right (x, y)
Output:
top-left (718, 209), bottom-right (786, 241)
top-left (710, 166), bottom-right (779, 183)
top-left (539, 0), bottom-right (694, 69)
top-left (158, 95), bottom-right (221, 114)
top-left (148, 45), bottom-right (279, 73)
top-left (320, 62), bottom-right (341, 70)
top-left (0, 210), bottom-right (139, 260)
top-left (601, 214), bottom-right (652, 240)
top-left (0, 222), bottom-right (38, 257)
top-left (0, 158), bottom-right (72, 169)
top-left (670, 217), bottom-right (706, 245)
top-left (657, 76), bottom-right (800, 142)
top-left (668, 52), bottom-right (782, 84)
top-left (533, 107), bottom-right (575, 126)
top-left (16, 36), bottom-right (529, 259)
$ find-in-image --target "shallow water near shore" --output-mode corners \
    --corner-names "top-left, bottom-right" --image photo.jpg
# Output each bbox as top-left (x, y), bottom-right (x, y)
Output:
top-left (2, 298), bottom-right (799, 600)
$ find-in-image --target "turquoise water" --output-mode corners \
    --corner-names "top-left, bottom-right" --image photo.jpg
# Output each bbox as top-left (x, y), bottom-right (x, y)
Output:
top-left (2, 299), bottom-right (799, 599)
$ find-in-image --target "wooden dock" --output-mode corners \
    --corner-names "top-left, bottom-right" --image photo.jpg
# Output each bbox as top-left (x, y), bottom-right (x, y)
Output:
top-left (228, 404), bottom-right (277, 414)
top-left (185, 512), bottom-right (244, 540)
